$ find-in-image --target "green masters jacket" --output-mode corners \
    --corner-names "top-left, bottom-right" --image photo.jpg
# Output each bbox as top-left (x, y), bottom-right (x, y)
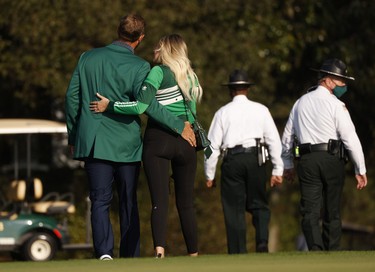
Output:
top-left (65, 42), bottom-right (185, 162)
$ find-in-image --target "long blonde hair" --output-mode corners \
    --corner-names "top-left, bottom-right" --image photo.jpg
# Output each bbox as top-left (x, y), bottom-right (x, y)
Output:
top-left (154, 34), bottom-right (202, 102)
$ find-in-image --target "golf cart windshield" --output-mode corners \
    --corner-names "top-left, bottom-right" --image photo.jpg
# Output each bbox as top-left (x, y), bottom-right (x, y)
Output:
top-left (0, 118), bottom-right (67, 180)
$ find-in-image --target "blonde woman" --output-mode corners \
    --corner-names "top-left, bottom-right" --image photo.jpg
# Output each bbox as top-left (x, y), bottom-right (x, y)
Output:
top-left (90, 34), bottom-right (202, 258)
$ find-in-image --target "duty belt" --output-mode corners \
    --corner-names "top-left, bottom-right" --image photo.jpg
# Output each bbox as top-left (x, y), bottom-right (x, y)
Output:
top-left (298, 143), bottom-right (329, 156)
top-left (225, 145), bottom-right (257, 156)
top-left (309, 143), bottom-right (329, 152)
top-left (294, 139), bottom-right (348, 162)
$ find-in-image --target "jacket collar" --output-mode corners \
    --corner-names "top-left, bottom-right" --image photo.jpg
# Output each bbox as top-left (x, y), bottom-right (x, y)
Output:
top-left (110, 40), bottom-right (134, 54)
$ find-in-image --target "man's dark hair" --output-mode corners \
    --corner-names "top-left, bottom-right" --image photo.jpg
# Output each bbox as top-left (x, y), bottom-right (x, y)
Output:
top-left (117, 14), bottom-right (145, 42)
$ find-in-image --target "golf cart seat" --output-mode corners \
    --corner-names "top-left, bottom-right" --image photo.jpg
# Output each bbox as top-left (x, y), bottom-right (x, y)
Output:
top-left (31, 192), bottom-right (76, 214)
top-left (8, 179), bottom-right (27, 202)
top-left (0, 179), bottom-right (27, 218)
top-left (30, 177), bottom-right (43, 200)
top-left (6, 178), bottom-right (42, 203)
top-left (30, 178), bottom-right (76, 215)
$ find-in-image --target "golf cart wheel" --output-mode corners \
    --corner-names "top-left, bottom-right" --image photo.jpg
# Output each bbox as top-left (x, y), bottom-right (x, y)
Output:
top-left (22, 233), bottom-right (57, 261)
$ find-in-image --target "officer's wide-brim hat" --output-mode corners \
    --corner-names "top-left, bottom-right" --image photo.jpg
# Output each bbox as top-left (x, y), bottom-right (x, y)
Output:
top-left (222, 69), bottom-right (255, 86)
top-left (310, 58), bottom-right (355, 81)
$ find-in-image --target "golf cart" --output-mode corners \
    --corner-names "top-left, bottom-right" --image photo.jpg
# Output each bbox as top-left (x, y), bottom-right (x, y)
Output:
top-left (0, 119), bottom-right (91, 261)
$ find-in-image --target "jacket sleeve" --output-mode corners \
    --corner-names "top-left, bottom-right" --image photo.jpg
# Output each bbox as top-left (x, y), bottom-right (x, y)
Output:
top-left (104, 62), bottom-right (151, 115)
top-left (103, 65), bottom-right (186, 134)
top-left (65, 59), bottom-right (82, 146)
top-left (106, 99), bottom-right (149, 115)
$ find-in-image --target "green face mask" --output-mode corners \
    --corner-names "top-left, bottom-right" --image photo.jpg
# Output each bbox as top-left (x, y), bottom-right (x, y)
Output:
top-left (333, 85), bottom-right (347, 98)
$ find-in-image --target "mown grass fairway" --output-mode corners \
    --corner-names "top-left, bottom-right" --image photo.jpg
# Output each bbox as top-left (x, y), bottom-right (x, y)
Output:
top-left (0, 251), bottom-right (374, 272)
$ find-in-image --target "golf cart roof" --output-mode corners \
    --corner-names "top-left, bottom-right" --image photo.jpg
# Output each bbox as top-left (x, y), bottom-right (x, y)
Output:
top-left (0, 119), bottom-right (67, 134)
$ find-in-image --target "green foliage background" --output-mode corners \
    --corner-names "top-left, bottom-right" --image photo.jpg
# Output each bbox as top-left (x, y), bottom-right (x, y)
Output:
top-left (0, 0), bottom-right (374, 258)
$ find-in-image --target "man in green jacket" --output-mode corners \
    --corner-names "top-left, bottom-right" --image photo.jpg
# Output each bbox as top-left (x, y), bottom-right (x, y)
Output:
top-left (65, 14), bottom-right (195, 260)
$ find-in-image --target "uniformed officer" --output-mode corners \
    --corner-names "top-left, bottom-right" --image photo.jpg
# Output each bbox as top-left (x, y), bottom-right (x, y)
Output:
top-left (281, 58), bottom-right (368, 251)
top-left (204, 69), bottom-right (283, 254)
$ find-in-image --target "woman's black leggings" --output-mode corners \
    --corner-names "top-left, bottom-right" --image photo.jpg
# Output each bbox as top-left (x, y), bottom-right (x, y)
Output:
top-left (142, 123), bottom-right (198, 254)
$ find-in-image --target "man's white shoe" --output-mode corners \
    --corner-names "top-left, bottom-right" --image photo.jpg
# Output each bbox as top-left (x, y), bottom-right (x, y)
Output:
top-left (99, 254), bottom-right (113, 260)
